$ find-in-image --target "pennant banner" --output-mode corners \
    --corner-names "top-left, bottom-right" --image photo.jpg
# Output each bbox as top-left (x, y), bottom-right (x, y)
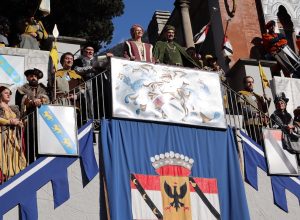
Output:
top-left (194, 23), bottom-right (210, 44)
top-left (0, 120), bottom-right (98, 219)
top-left (223, 36), bottom-right (233, 57)
top-left (240, 130), bottom-right (300, 212)
top-left (101, 119), bottom-right (250, 220)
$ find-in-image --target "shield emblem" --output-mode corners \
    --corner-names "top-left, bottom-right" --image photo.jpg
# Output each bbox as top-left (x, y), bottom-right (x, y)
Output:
top-left (130, 151), bottom-right (221, 220)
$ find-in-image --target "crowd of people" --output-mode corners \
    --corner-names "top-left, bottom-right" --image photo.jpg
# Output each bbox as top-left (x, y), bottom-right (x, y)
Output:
top-left (1, 19), bottom-right (300, 180)
top-left (0, 15), bottom-right (51, 50)
top-left (238, 75), bottom-right (300, 164)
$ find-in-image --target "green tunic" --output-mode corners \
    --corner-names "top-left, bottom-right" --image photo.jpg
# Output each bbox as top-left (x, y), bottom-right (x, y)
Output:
top-left (153, 41), bottom-right (201, 68)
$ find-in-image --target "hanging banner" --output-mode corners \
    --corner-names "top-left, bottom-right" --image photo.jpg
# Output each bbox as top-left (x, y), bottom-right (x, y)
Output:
top-left (37, 105), bottom-right (78, 156)
top-left (101, 119), bottom-right (250, 220)
top-left (263, 128), bottom-right (298, 176)
top-left (0, 54), bottom-right (25, 104)
top-left (110, 57), bottom-right (226, 129)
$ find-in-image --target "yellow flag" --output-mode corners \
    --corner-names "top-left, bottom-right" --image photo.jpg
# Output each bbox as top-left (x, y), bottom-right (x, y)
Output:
top-left (50, 42), bottom-right (59, 71)
top-left (258, 62), bottom-right (270, 88)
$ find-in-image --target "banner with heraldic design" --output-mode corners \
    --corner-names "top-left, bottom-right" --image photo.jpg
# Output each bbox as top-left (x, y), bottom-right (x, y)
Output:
top-left (131, 151), bottom-right (221, 220)
top-left (110, 57), bottom-right (226, 129)
top-left (37, 105), bottom-right (79, 156)
top-left (0, 54), bottom-right (25, 104)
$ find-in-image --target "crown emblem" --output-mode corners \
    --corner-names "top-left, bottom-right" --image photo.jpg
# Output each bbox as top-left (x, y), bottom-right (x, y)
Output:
top-left (150, 151), bottom-right (194, 175)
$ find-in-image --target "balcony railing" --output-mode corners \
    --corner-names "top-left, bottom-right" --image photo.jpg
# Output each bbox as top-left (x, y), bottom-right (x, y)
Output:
top-left (1, 65), bottom-right (284, 184)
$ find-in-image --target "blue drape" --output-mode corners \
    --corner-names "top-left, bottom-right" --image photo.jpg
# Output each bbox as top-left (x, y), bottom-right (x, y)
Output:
top-left (101, 119), bottom-right (250, 220)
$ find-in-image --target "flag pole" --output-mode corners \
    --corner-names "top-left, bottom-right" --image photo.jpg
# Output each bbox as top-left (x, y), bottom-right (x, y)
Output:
top-left (222, 18), bottom-right (231, 49)
top-left (32, 0), bottom-right (43, 17)
top-left (258, 60), bottom-right (271, 124)
top-left (52, 24), bottom-right (59, 101)
top-left (196, 7), bottom-right (218, 54)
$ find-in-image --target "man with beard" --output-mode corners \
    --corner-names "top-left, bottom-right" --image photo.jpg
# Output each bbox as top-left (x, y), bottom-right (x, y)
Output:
top-left (15, 68), bottom-right (49, 116)
top-left (238, 76), bottom-right (270, 145)
top-left (153, 25), bottom-right (201, 68)
top-left (15, 68), bottom-right (49, 163)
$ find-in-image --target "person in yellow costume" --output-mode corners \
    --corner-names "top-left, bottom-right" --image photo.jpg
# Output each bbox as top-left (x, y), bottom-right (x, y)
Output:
top-left (238, 76), bottom-right (270, 145)
top-left (53, 52), bottom-right (84, 105)
top-left (19, 16), bottom-right (48, 50)
top-left (0, 86), bottom-right (26, 182)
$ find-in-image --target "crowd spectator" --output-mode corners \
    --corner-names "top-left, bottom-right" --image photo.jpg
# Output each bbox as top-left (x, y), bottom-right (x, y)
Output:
top-left (54, 52), bottom-right (85, 126)
top-left (0, 85), bottom-right (26, 181)
top-left (262, 20), bottom-right (300, 78)
top-left (292, 106), bottom-right (300, 155)
top-left (238, 76), bottom-right (270, 145)
top-left (54, 52), bottom-right (84, 105)
top-left (185, 47), bottom-right (203, 69)
top-left (270, 93), bottom-right (300, 155)
top-left (153, 25), bottom-right (201, 68)
top-left (73, 44), bottom-right (112, 120)
top-left (123, 24), bottom-right (154, 63)
top-left (0, 16), bottom-right (10, 47)
top-left (15, 68), bottom-right (49, 116)
top-left (19, 16), bottom-right (48, 50)
top-left (204, 54), bottom-right (226, 82)
top-left (270, 92), bottom-right (293, 132)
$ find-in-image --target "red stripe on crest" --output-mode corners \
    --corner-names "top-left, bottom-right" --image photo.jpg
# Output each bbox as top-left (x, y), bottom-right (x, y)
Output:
top-left (131, 174), bottom-right (218, 193)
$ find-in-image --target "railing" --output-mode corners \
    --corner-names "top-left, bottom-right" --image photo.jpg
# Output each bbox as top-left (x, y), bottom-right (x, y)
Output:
top-left (1, 66), bottom-right (284, 184)
top-left (222, 82), bottom-right (281, 144)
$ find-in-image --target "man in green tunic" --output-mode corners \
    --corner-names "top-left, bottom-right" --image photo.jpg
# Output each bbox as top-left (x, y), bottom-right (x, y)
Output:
top-left (153, 25), bottom-right (201, 68)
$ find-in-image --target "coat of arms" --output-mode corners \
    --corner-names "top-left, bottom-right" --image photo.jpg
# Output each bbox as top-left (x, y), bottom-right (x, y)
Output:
top-left (131, 151), bottom-right (221, 219)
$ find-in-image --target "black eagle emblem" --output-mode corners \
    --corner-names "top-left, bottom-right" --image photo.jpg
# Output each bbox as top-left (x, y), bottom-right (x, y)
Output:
top-left (164, 181), bottom-right (187, 211)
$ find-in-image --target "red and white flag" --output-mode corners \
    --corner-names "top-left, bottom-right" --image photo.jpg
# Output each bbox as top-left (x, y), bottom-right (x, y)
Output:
top-left (131, 174), bottom-right (220, 219)
top-left (194, 23), bottom-right (210, 45)
top-left (223, 36), bottom-right (233, 57)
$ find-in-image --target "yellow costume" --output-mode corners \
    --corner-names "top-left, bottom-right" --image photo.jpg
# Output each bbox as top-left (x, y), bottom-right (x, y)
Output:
top-left (0, 106), bottom-right (26, 180)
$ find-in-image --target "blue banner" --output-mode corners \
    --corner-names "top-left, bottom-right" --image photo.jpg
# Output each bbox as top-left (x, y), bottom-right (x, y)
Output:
top-left (38, 105), bottom-right (77, 154)
top-left (0, 55), bottom-right (21, 84)
top-left (241, 130), bottom-right (300, 212)
top-left (0, 120), bottom-right (98, 220)
top-left (101, 119), bottom-right (250, 220)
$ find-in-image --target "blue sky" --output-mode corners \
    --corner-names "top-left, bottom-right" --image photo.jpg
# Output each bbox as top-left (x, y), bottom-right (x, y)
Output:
top-left (106, 0), bottom-right (174, 49)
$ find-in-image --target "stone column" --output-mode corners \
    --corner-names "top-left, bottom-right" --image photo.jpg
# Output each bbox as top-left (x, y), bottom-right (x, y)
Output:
top-left (175, 0), bottom-right (194, 48)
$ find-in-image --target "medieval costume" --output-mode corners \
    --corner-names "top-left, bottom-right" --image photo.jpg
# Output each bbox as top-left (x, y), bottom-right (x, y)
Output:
top-left (238, 89), bottom-right (269, 146)
top-left (15, 69), bottom-right (49, 116)
top-left (262, 20), bottom-right (300, 77)
top-left (153, 25), bottom-right (200, 68)
top-left (153, 41), bottom-right (200, 68)
top-left (54, 69), bottom-right (84, 106)
top-left (0, 34), bottom-right (8, 47)
top-left (270, 93), bottom-right (293, 129)
top-left (0, 86), bottom-right (26, 182)
top-left (123, 40), bottom-right (154, 63)
top-left (19, 18), bottom-right (48, 50)
top-left (15, 83), bottom-right (49, 116)
top-left (73, 54), bottom-right (111, 121)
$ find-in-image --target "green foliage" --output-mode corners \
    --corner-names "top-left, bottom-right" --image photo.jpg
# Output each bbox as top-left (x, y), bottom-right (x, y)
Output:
top-left (0, 0), bottom-right (124, 50)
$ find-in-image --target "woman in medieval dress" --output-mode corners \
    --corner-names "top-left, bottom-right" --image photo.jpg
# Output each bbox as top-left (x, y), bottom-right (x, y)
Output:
top-left (123, 24), bottom-right (155, 63)
top-left (0, 86), bottom-right (26, 182)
